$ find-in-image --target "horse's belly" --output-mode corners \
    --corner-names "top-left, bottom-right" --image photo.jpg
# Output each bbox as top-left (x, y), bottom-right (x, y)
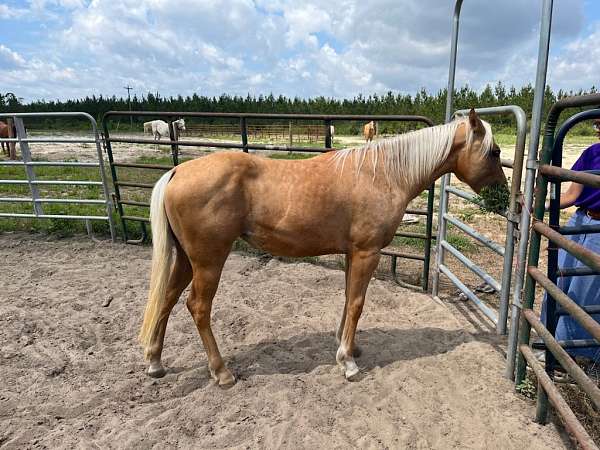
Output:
top-left (242, 223), bottom-right (345, 257)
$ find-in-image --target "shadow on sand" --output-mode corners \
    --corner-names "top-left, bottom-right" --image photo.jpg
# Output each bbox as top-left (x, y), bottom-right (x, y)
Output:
top-left (174, 326), bottom-right (477, 381)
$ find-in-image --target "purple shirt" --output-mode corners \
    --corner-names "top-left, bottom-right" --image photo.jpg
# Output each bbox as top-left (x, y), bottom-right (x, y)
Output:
top-left (572, 142), bottom-right (600, 211)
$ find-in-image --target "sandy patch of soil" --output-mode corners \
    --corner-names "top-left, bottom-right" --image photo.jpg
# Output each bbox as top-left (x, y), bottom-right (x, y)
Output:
top-left (0, 234), bottom-right (567, 449)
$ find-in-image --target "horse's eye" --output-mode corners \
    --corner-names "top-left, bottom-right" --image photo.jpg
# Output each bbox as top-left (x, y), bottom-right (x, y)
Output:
top-left (491, 148), bottom-right (501, 157)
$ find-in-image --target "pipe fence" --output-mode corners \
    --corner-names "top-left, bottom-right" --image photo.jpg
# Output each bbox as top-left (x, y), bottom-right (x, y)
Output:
top-left (102, 111), bottom-right (436, 290)
top-left (515, 96), bottom-right (600, 450)
top-left (0, 112), bottom-right (115, 241)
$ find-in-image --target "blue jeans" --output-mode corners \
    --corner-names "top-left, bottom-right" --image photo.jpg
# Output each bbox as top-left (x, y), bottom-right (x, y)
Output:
top-left (541, 209), bottom-right (600, 361)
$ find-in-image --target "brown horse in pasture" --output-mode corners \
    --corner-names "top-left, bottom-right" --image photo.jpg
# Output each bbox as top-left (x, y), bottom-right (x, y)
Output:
top-left (139, 109), bottom-right (507, 385)
top-left (0, 120), bottom-right (16, 158)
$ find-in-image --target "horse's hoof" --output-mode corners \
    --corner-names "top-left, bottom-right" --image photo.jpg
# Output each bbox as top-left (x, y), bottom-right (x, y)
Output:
top-left (147, 363), bottom-right (166, 378)
top-left (211, 367), bottom-right (236, 387)
top-left (345, 365), bottom-right (361, 381)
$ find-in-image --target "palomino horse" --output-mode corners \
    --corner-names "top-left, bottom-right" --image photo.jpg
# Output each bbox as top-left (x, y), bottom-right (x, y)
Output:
top-left (363, 121), bottom-right (376, 141)
top-left (139, 109), bottom-right (506, 385)
top-left (143, 119), bottom-right (186, 140)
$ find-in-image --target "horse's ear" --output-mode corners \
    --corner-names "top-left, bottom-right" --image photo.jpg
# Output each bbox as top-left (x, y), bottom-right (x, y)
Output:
top-left (468, 108), bottom-right (484, 133)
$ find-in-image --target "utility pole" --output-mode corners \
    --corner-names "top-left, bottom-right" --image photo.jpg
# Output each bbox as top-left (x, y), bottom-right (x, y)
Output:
top-left (124, 85), bottom-right (133, 129)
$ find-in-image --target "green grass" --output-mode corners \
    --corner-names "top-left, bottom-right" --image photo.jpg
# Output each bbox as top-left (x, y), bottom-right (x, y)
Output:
top-left (391, 223), bottom-right (476, 253)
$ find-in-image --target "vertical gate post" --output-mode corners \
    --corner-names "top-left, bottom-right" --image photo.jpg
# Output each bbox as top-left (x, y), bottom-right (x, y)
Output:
top-left (14, 118), bottom-right (43, 216)
top-left (102, 122), bottom-right (129, 242)
top-left (240, 117), bottom-right (248, 153)
top-left (325, 120), bottom-right (333, 149)
top-left (90, 117), bottom-right (116, 242)
top-left (513, 0), bottom-right (554, 384)
top-left (432, 0), bottom-right (463, 299)
top-left (168, 119), bottom-right (179, 166)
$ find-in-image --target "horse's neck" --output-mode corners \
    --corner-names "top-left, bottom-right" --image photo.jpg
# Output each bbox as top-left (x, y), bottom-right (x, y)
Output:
top-left (364, 144), bottom-right (453, 204)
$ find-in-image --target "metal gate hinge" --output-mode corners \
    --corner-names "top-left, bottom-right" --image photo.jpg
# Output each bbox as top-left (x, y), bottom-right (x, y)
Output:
top-left (526, 160), bottom-right (539, 170)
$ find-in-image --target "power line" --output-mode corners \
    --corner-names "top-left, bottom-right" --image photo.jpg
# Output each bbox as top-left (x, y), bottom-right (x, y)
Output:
top-left (124, 85), bottom-right (133, 129)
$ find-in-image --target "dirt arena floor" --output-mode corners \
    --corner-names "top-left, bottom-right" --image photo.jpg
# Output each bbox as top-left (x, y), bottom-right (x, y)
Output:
top-left (0, 234), bottom-right (571, 449)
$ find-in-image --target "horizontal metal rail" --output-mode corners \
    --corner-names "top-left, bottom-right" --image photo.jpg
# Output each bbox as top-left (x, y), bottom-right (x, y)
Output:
top-left (0, 161), bottom-right (100, 167)
top-left (112, 162), bottom-right (172, 170)
top-left (528, 267), bottom-right (600, 341)
top-left (119, 200), bottom-right (151, 207)
top-left (115, 181), bottom-right (155, 189)
top-left (533, 221), bottom-right (600, 272)
top-left (394, 231), bottom-right (431, 240)
top-left (519, 345), bottom-right (599, 450)
top-left (380, 248), bottom-right (425, 261)
top-left (522, 309), bottom-right (600, 410)
top-left (559, 224), bottom-right (600, 236)
top-left (439, 263), bottom-right (498, 323)
top-left (405, 208), bottom-right (429, 216)
top-left (540, 164), bottom-right (600, 188)
top-left (443, 214), bottom-right (505, 255)
top-left (557, 305), bottom-right (600, 317)
top-left (556, 267), bottom-right (600, 277)
top-left (0, 213), bottom-right (109, 220)
top-left (0, 197), bottom-right (106, 204)
top-left (441, 240), bottom-right (501, 291)
top-left (0, 138), bottom-right (97, 144)
top-left (533, 338), bottom-right (600, 349)
top-left (446, 185), bottom-right (477, 202)
top-left (121, 215), bottom-right (150, 223)
top-left (0, 179), bottom-right (102, 186)
top-left (107, 137), bottom-right (336, 154)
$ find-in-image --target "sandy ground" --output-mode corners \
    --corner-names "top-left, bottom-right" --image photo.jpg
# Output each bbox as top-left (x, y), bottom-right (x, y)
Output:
top-left (0, 234), bottom-right (569, 449)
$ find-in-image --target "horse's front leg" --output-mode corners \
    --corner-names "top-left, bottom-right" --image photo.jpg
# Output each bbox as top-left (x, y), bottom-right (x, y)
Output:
top-left (336, 249), bottom-right (380, 380)
top-left (336, 253), bottom-right (362, 357)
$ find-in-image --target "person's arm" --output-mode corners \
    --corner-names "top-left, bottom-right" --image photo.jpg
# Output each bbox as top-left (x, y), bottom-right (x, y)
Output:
top-left (545, 182), bottom-right (584, 210)
top-left (559, 182), bottom-right (584, 208)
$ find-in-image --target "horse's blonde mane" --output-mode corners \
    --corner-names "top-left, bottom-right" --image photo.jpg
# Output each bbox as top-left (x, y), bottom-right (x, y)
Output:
top-left (332, 118), bottom-right (494, 186)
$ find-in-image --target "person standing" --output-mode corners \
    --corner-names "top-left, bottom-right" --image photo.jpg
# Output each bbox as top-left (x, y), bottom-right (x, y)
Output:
top-left (542, 119), bottom-right (600, 362)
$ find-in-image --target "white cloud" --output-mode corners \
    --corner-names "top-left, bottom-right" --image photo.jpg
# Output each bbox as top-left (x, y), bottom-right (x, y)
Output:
top-left (0, 45), bottom-right (26, 69)
top-left (0, 3), bottom-right (28, 18)
top-left (0, 0), bottom-right (594, 101)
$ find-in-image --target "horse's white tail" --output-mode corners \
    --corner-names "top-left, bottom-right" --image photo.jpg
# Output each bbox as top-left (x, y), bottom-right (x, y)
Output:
top-left (139, 169), bottom-right (174, 357)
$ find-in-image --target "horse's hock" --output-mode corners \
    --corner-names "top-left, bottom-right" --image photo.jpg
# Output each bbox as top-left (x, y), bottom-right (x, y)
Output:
top-left (0, 234), bottom-right (566, 449)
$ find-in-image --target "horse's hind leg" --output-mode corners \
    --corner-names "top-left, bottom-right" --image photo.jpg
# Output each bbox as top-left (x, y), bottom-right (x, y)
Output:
top-left (336, 250), bottom-right (380, 380)
top-left (187, 254), bottom-right (235, 386)
top-left (146, 244), bottom-right (192, 378)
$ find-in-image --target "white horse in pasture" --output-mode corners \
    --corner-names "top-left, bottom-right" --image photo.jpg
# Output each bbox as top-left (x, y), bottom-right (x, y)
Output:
top-left (143, 119), bottom-right (186, 140)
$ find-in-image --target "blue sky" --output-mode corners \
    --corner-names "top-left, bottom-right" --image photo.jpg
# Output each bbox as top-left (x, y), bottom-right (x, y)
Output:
top-left (0, 0), bottom-right (599, 102)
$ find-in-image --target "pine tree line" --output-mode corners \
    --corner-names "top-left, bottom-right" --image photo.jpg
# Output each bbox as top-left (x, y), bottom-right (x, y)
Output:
top-left (0, 83), bottom-right (597, 134)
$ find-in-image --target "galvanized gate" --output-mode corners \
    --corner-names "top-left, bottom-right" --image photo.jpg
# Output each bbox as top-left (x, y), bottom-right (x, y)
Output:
top-left (431, 0), bottom-right (529, 334)
top-left (514, 95), bottom-right (600, 449)
top-left (102, 111), bottom-right (436, 290)
top-left (432, 105), bottom-right (526, 334)
top-left (0, 112), bottom-right (115, 240)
